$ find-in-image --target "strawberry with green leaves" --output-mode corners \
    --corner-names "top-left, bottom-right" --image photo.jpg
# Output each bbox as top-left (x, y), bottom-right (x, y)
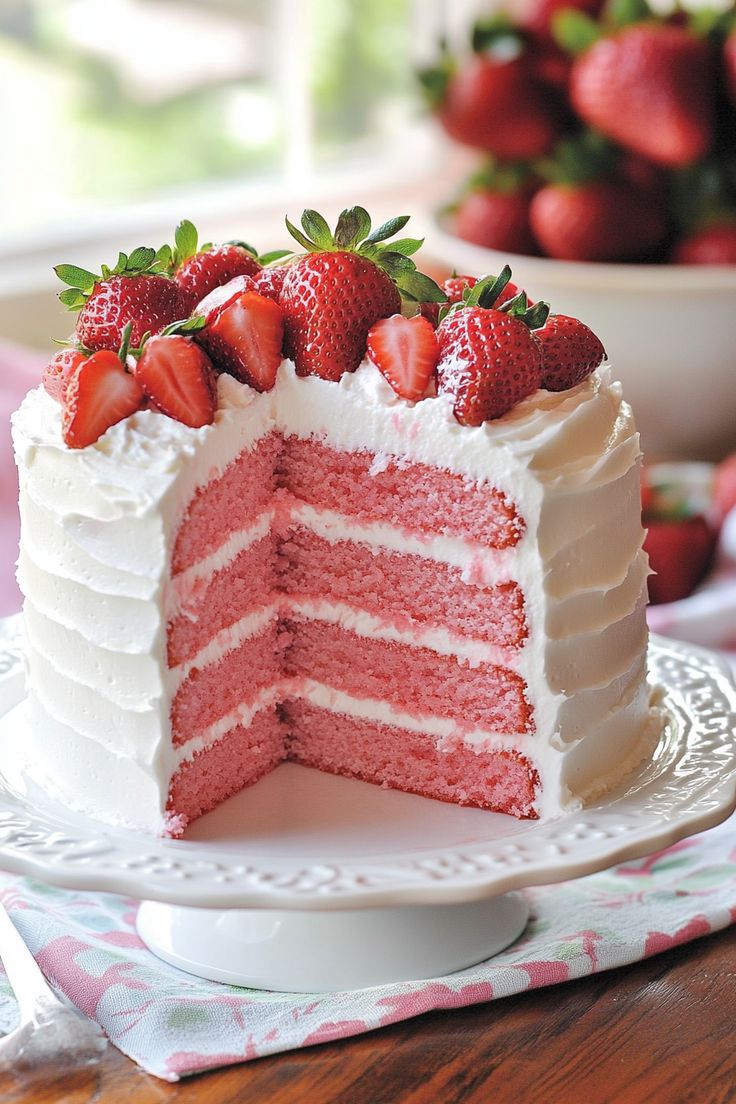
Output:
top-left (279, 206), bottom-right (445, 381)
top-left (168, 219), bottom-right (263, 315)
top-left (55, 247), bottom-right (180, 353)
top-left (419, 16), bottom-right (562, 159)
top-left (436, 268), bottom-right (549, 425)
top-left (556, 2), bottom-right (716, 168)
top-left (452, 161), bottom-right (539, 255)
top-left (529, 133), bottom-right (667, 261)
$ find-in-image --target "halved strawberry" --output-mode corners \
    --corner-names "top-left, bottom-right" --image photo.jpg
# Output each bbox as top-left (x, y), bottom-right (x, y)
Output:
top-left (198, 291), bottom-right (284, 392)
top-left (193, 274), bottom-right (257, 321)
top-left (134, 335), bottom-right (216, 428)
top-left (62, 350), bottom-right (144, 449)
top-left (42, 348), bottom-right (86, 403)
top-left (367, 314), bottom-right (439, 401)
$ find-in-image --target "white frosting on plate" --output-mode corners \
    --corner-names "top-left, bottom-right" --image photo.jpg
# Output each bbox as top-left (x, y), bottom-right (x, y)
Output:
top-left (11, 360), bottom-right (658, 834)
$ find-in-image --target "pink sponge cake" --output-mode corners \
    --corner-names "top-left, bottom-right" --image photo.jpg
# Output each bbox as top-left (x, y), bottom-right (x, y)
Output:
top-left (11, 207), bottom-right (660, 835)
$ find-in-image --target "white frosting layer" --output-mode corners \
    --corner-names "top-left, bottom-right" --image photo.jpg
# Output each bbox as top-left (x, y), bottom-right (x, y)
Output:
top-left (12, 360), bottom-right (656, 832)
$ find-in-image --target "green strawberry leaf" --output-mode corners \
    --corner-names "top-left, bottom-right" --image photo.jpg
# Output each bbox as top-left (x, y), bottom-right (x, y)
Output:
top-left (127, 246), bottom-right (156, 272)
top-left (606, 0), bottom-right (652, 29)
top-left (388, 237), bottom-right (424, 257)
top-left (395, 270), bottom-right (447, 304)
top-left (154, 243), bottom-right (173, 271)
top-left (472, 13), bottom-right (520, 53)
top-left (334, 206), bottom-right (371, 249)
top-left (474, 266), bottom-right (512, 308)
top-left (301, 209), bottom-right (333, 250)
top-left (376, 251), bottom-right (417, 278)
top-left (224, 238), bottom-right (258, 256)
top-left (416, 57), bottom-right (453, 109)
top-left (366, 215), bottom-right (410, 244)
top-left (259, 249), bottom-right (292, 265)
top-left (552, 9), bottom-right (601, 54)
top-left (118, 320), bottom-right (133, 363)
top-left (160, 315), bottom-right (207, 337)
top-left (523, 302), bottom-right (550, 329)
top-left (54, 264), bottom-right (97, 290)
top-left (174, 220), bottom-right (199, 264)
top-left (58, 288), bottom-right (88, 310)
top-left (286, 216), bottom-right (320, 253)
top-left (113, 252), bottom-right (129, 275)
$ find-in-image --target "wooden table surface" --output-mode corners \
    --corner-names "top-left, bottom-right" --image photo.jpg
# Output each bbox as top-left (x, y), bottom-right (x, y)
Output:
top-left (1, 925), bottom-right (733, 1104)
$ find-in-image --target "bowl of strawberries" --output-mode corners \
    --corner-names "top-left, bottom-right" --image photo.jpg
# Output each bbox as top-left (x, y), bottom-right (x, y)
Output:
top-left (423, 0), bottom-right (736, 459)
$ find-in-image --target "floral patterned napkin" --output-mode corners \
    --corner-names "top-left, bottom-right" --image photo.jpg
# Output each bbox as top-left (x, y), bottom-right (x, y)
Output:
top-left (1, 815), bottom-right (734, 1081)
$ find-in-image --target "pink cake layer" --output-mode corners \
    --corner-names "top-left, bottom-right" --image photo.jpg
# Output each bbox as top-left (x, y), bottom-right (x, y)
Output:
top-left (172, 433), bottom-right (279, 574)
top-left (279, 525), bottom-right (527, 649)
top-left (167, 706), bottom-right (285, 824)
top-left (284, 700), bottom-right (539, 817)
top-left (170, 622), bottom-right (281, 746)
top-left (168, 535), bottom-right (275, 667)
top-left (281, 436), bottom-right (524, 548)
top-left (284, 617), bottom-right (532, 734)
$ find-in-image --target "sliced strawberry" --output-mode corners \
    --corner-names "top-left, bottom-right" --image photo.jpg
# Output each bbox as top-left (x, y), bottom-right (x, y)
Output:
top-left (42, 348), bottom-right (86, 403)
top-left (535, 314), bottom-right (606, 391)
top-left (134, 335), bottom-right (216, 429)
top-left (62, 350), bottom-right (144, 449)
top-left (366, 314), bottom-right (439, 401)
top-left (193, 274), bottom-right (258, 322)
top-left (198, 291), bottom-right (284, 392)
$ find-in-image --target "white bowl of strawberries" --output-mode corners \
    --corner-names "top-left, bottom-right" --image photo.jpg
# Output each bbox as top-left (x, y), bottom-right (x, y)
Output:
top-left (422, 0), bottom-right (736, 459)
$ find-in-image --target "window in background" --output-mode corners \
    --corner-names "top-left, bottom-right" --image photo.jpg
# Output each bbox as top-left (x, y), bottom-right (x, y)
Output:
top-left (0, 0), bottom-right (443, 248)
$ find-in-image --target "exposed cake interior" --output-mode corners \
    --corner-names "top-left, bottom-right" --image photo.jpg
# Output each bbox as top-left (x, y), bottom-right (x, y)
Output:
top-left (13, 361), bottom-right (658, 835)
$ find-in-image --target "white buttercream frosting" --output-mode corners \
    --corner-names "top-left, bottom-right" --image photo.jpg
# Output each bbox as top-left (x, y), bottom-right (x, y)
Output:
top-left (12, 359), bottom-right (657, 832)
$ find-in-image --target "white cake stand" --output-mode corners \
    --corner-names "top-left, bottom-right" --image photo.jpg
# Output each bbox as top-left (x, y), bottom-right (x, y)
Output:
top-left (0, 616), bottom-right (734, 992)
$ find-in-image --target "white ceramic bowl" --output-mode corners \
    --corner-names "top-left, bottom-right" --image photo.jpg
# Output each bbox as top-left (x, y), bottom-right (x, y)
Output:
top-left (428, 222), bottom-right (736, 460)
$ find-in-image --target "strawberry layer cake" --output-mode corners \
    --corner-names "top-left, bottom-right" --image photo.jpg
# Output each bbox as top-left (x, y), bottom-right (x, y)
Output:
top-left (11, 208), bottom-right (659, 834)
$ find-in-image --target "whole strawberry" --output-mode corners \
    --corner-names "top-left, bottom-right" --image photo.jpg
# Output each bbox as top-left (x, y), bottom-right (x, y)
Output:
top-left (436, 269), bottom-right (548, 425)
top-left (671, 221), bottom-right (736, 264)
top-left (419, 19), bottom-right (561, 159)
top-left (568, 23), bottom-right (715, 168)
top-left (530, 179), bottom-right (666, 262)
top-left (535, 314), bottom-right (606, 391)
top-left (56, 246), bottom-right (180, 353)
top-left (279, 206), bottom-right (445, 381)
top-left (453, 162), bottom-right (538, 255)
top-left (170, 220), bottom-right (262, 315)
top-left (644, 515), bottom-right (716, 605)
